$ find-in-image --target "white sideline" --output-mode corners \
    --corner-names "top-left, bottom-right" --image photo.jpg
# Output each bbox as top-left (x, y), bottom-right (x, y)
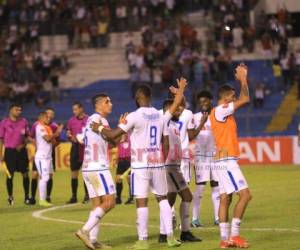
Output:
top-left (32, 204), bottom-right (300, 233)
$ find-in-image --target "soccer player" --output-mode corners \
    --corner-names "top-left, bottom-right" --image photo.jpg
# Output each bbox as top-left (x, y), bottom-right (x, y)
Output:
top-left (29, 107), bottom-right (60, 204)
top-left (75, 94), bottom-right (117, 250)
top-left (177, 107), bottom-right (195, 184)
top-left (115, 134), bottom-right (133, 204)
top-left (93, 81), bottom-right (188, 249)
top-left (66, 102), bottom-right (89, 204)
top-left (189, 90), bottom-right (220, 227)
top-left (35, 112), bottom-right (63, 206)
top-left (159, 97), bottom-right (201, 243)
top-left (0, 104), bottom-right (31, 205)
top-left (210, 64), bottom-right (252, 248)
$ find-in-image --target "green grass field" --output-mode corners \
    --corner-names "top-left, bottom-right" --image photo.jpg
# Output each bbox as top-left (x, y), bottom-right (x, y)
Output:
top-left (0, 165), bottom-right (300, 250)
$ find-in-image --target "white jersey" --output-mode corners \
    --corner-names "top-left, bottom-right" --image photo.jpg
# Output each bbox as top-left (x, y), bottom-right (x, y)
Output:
top-left (177, 109), bottom-right (194, 159)
top-left (82, 113), bottom-right (110, 171)
top-left (164, 111), bottom-right (182, 166)
top-left (35, 123), bottom-right (52, 159)
top-left (194, 112), bottom-right (216, 158)
top-left (119, 107), bottom-right (168, 169)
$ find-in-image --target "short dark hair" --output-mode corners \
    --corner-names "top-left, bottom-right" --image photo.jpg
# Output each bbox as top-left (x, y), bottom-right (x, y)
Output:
top-left (92, 93), bottom-right (108, 108)
top-left (196, 90), bottom-right (213, 101)
top-left (9, 103), bottom-right (22, 110)
top-left (72, 101), bottom-right (83, 108)
top-left (162, 98), bottom-right (174, 111)
top-left (38, 111), bottom-right (47, 119)
top-left (45, 107), bottom-right (54, 112)
top-left (135, 84), bottom-right (152, 98)
top-left (217, 84), bottom-right (235, 100)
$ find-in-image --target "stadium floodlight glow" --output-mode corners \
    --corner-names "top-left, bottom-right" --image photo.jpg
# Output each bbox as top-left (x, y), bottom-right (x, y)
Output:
top-left (225, 25), bottom-right (231, 31)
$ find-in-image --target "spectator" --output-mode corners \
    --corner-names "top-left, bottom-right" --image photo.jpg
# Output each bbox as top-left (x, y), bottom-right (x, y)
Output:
top-left (272, 59), bottom-right (283, 92)
top-left (232, 24), bottom-right (244, 53)
top-left (254, 83), bottom-right (265, 108)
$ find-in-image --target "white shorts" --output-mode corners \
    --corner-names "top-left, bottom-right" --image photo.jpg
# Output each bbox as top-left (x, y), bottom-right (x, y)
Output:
top-left (180, 158), bottom-right (191, 183)
top-left (82, 170), bottom-right (116, 198)
top-left (130, 167), bottom-right (168, 198)
top-left (35, 158), bottom-right (53, 176)
top-left (215, 159), bottom-right (248, 194)
top-left (194, 155), bottom-right (218, 183)
top-left (166, 165), bottom-right (188, 193)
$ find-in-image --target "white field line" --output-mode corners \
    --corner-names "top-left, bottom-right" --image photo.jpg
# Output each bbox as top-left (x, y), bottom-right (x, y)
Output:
top-left (32, 204), bottom-right (300, 233)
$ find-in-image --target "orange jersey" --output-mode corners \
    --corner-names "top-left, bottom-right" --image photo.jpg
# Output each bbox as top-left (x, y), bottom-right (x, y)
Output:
top-left (210, 102), bottom-right (239, 160)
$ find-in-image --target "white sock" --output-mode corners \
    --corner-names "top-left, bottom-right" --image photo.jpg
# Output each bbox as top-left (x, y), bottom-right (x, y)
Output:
top-left (160, 210), bottom-right (166, 235)
top-left (219, 222), bottom-right (230, 240)
top-left (192, 185), bottom-right (205, 221)
top-left (39, 174), bottom-right (49, 200)
top-left (231, 218), bottom-right (241, 237)
top-left (159, 199), bottom-right (173, 236)
top-left (211, 186), bottom-right (220, 221)
top-left (90, 222), bottom-right (100, 243)
top-left (137, 207), bottom-right (148, 240)
top-left (180, 201), bottom-right (190, 232)
top-left (83, 207), bottom-right (105, 232)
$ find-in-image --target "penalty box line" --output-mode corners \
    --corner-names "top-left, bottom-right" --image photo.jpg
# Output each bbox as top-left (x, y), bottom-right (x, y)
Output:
top-left (32, 204), bottom-right (300, 233)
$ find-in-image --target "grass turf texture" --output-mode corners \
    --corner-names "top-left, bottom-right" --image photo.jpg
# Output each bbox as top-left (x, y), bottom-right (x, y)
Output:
top-left (0, 165), bottom-right (300, 250)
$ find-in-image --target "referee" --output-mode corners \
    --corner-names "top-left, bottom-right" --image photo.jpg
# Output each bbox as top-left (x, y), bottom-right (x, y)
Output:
top-left (0, 104), bottom-right (31, 205)
top-left (66, 102), bottom-right (89, 203)
top-left (116, 134), bottom-right (133, 204)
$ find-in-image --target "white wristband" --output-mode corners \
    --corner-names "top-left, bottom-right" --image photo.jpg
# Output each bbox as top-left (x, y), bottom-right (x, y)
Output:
top-left (98, 125), bottom-right (104, 133)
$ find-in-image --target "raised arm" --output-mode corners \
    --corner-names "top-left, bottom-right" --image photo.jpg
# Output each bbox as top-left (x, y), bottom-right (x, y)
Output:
top-left (168, 77), bottom-right (188, 115)
top-left (233, 64), bottom-right (250, 110)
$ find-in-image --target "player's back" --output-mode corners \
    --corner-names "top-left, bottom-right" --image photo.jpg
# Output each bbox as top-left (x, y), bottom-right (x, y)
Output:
top-left (125, 107), bottom-right (165, 168)
top-left (82, 113), bottom-right (109, 170)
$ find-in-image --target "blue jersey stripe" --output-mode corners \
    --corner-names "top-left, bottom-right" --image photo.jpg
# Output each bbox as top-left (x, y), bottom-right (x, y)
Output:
top-left (227, 171), bottom-right (238, 191)
top-left (99, 173), bottom-right (109, 194)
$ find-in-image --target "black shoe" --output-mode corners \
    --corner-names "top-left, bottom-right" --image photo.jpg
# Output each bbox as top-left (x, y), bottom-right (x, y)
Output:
top-left (46, 197), bottom-right (51, 203)
top-left (8, 197), bottom-right (14, 206)
top-left (180, 231), bottom-right (202, 242)
top-left (66, 197), bottom-right (77, 204)
top-left (124, 197), bottom-right (134, 204)
top-left (116, 197), bottom-right (122, 204)
top-left (28, 198), bottom-right (36, 205)
top-left (24, 198), bottom-right (31, 205)
top-left (82, 195), bottom-right (89, 204)
top-left (158, 234), bottom-right (167, 243)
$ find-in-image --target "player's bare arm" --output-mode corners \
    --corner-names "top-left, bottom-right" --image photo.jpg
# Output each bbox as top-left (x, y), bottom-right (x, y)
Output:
top-left (168, 77), bottom-right (188, 115)
top-left (233, 63), bottom-right (250, 110)
top-left (162, 135), bottom-right (169, 161)
top-left (43, 124), bottom-right (63, 142)
top-left (188, 112), bottom-right (208, 141)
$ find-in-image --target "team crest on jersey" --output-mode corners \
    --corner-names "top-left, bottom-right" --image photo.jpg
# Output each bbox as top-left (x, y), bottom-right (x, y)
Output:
top-left (222, 104), bottom-right (229, 108)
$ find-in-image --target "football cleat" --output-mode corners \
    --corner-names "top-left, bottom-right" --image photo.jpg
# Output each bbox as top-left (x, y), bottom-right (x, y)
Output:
top-left (219, 240), bottom-right (233, 249)
top-left (158, 234), bottom-right (167, 243)
top-left (229, 236), bottom-right (249, 248)
top-left (167, 235), bottom-right (181, 247)
top-left (76, 229), bottom-right (95, 250)
top-left (191, 219), bottom-right (204, 228)
top-left (39, 200), bottom-right (53, 207)
top-left (180, 231), bottom-right (202, 242)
